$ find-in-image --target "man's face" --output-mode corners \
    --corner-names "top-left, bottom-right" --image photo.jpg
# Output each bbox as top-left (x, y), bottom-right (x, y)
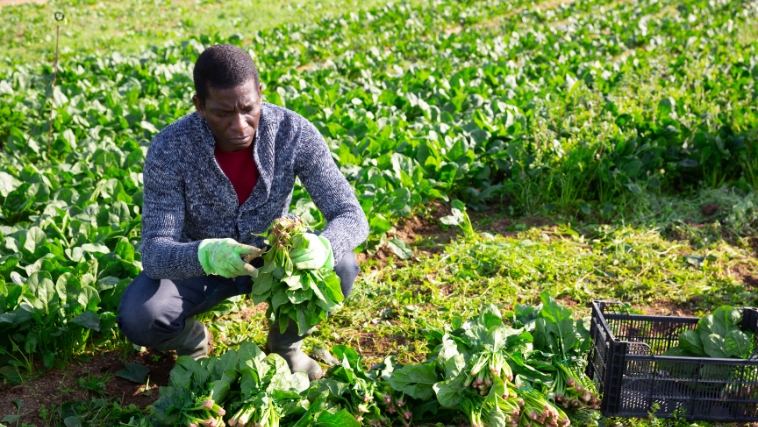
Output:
top-left (193, 78), bottom-right (262, 152)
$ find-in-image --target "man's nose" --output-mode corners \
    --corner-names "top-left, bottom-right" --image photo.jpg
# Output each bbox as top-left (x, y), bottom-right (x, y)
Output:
top-left (230, 113), bottom-right (247, 132)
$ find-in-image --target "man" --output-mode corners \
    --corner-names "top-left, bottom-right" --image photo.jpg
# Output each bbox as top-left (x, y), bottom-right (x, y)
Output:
top-left (117, 44), bottom-right (369, 380)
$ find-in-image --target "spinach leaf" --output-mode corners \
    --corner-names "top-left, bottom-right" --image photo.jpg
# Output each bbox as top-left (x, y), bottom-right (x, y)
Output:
top-left (678, 329), bottom-right (707, 357)
top-left (666, 306), bottom-right (755, 359)
top-left (387, 363), bottom-right (439, 401)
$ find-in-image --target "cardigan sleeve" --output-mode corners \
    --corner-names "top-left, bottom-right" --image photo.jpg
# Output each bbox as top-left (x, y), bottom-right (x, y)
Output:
top-left (293, 119), bottom-right (369, 264)
top-left (140, 137), bottom-right (206, 280)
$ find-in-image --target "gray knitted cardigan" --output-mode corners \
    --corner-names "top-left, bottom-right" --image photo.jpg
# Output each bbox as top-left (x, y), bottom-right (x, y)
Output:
top-left (141, 102), bottom-right (369, 280)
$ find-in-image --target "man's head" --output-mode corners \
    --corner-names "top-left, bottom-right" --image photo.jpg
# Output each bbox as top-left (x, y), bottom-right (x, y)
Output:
top-left (192, 44), bottom-right (263, 152)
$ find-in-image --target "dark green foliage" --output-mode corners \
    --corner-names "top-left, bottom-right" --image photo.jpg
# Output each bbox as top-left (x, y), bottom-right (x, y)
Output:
top-left (251, 217), bottom-right (344, 335)
top-left (127, 301), bottom-right (597, 426)
top-left (664, 306), bottom-right (756, 359)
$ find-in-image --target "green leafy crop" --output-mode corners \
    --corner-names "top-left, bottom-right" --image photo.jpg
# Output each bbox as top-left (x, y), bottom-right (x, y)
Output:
top-left (665, 306), bottom-right (756, 359)
top-left (251, 217), bottom-right (344, 335)
top-left (128, 301), bottom-right (606, 426)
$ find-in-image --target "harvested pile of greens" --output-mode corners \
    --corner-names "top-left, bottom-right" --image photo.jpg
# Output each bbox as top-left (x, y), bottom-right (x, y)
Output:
top-left (251, 217), bottom-right (345, 335)
top-left (386, 292), bottom-right (598, 427)
top-left (664, 306), bottom-right (756, 359)
top-left (529, 293), bottom-right (601, 412)
top-left (129, 297), bottom-right (603, 426)
top-left (141, 343), bottom-right (333, 427)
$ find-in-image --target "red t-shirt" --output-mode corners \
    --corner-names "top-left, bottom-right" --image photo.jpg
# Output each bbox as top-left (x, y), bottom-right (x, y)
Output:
top-left (214, 143), bottom-right (259, 206)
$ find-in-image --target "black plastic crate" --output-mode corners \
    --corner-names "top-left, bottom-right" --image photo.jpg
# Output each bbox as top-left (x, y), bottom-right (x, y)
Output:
top-left (586, 301), bottom-right (758, 421)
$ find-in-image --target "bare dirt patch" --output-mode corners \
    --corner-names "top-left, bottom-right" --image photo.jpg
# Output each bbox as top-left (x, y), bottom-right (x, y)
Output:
top-left (732, 262), bottom-right (758, 288)
top-left (358, 202), bottom-right (457, 267)
top-left (396, 203), bottom-right (456, 251)
top-left (701, 203), bottom-right (720, 216)
top-left (638, 300), bottom-right (695, 317)
top-left (556, 295), bottom-right (580, 310)
top-left (0, 349), bottom-right (174, 425)
top-left (745, 274), bottom-right (758, 288)
top-left (354, 331), bottom-right (411, 361)
top-left (750, 236), bottom-right (758, 257)
top-left (470, 212), bottom-right (556, 237)
top-left (229, 301), bottom-right (268, 321)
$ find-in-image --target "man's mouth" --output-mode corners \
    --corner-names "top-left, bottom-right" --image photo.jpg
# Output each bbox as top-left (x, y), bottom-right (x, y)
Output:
top-left (229, 135), bottom-right (251, 142)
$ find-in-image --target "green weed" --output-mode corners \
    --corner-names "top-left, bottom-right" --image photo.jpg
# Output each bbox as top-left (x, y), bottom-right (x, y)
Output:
top-left (318, 217), bottom-right (757, 369)
top-left (76, 372), bottom-right (111, 397)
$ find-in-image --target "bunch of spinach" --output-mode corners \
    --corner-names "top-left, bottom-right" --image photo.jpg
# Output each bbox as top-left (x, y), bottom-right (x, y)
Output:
top-left (310, 346), bottom-right (426, 427)
top-left (387, 304), bottom-right (534, 427)
top-left (147, 350), bottom-right (238, 426)
top-left (524, 292), bottom-right (600, 412)
top-left (395, 300), bottom-right (600, 427)
top-left (132, 300), bottom-right (603, 426)
top-left (226, 345), bottom-right (311, 427)
top-left (251, 217), bottom-right (344, 335)
top-left (144, 342), bottom-right (311, 427)
top-left (137, 342), bottom-right (377, 427)
top-left (664, 306), bottom-right (756, 359)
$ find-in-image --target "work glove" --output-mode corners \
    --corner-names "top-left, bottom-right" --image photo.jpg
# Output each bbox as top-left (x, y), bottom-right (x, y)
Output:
top-left (290, 234), bottom-right (334, 270)
top-left (198, 238), bottom-right (261, 278)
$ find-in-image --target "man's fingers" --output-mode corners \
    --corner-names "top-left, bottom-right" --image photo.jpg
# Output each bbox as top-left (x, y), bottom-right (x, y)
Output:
top-left (242, 263), bottom-right (259, 278)
top-left (200, 238), bottom-right (265, 278)
top-left (231, 243), bottom-right (265, 264)
top-left (226, 256), bottom-right (258, 277)
top-left (232, 243), bottom-right (263, 255)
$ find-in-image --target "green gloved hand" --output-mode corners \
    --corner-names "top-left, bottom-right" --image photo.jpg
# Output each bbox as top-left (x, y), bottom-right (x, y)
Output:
top-left (290, 234), bottom-right (334, 270)
top-left (198, 238), bottom-right (261, 278)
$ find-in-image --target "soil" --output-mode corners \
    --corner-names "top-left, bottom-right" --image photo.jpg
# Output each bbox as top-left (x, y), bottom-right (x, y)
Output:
top-left (0, 348), bottom-right (174, 425)
top-left (701, 203), bottom-right (720, 216)
top-left (750, 236), bottom-right (758, 257)
top-left (638, 300), bottom-right (695, 317)
top-left (361, 202), bottom-right (562, 267)
top-left (356, 202), bottom-right (457, 266)
top-left (354, 331), bottom-right (412, 362)
top-left (732, 261), bottom-right (758, 289)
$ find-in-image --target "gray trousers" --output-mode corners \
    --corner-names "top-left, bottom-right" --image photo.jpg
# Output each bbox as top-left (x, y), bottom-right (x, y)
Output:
top-left (117, 253), bottom-right (359, 348)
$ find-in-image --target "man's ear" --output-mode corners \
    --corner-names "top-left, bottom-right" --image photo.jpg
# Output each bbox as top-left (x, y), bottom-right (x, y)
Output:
top-left (192, 95), bottom-right (206, 119)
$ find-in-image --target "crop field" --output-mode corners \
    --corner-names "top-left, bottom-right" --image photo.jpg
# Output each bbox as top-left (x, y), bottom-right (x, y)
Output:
top-left (0, 0), bottom-right (757, 425)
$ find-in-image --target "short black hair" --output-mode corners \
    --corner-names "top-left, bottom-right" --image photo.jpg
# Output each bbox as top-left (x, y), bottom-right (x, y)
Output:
top-left (193, 44), bottom-right (260, 104)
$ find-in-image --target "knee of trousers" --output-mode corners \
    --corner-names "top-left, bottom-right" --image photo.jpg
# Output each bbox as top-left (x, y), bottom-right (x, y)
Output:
top-left (334, 252), bottom-right (359, 300)
top-left (117, 273), bottom-right (185, 348)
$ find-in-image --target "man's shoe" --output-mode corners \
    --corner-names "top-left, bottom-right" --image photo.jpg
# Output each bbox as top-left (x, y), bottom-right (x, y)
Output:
top-left (153, 317), bottom-right (210, 360)
top-left (266, 320), bottom-right (323, 381)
